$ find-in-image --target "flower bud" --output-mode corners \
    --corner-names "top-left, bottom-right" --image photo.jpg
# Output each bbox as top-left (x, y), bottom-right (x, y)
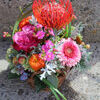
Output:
top-left (86, 44), bottom-right (90, 49)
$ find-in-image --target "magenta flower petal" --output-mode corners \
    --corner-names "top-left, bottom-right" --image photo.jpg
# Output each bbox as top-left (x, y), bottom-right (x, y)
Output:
top-left (22, 24), bottom-right (35, 34)
top-left (45, 52), bottom-right (55, 61)
top-left (48, 28), bottom-right (55, 36)
top-left (13, 25), bottom-right (40, 52)
top-left (36, 24), bottom-right (43, 29)
top-left (36, 30), bottom-right (45, 39)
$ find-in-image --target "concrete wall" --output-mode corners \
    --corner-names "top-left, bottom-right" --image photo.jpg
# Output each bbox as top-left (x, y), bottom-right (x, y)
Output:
top-left (0, 0), bottom-right (100, 42)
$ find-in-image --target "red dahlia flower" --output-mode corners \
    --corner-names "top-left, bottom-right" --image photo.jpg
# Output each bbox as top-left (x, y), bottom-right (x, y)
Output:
top-left (32, 0), bottom-right (75, 29)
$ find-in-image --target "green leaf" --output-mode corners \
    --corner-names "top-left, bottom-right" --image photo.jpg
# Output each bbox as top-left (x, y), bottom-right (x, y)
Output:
top-left (68, 22), bottom-right (71, 37)
top-left (47, 74), bottom-right (58, 88)
top-left (8, 73), bottom-right (20, 79)
top-left (8, 63), bottom-right (15, 70)
top-left (65, 25), bottom-right (69, 38)
top-left (65, 23), bottom-right (72, 38)
top-left (76, 56), bottom-right (91, 71)
top-left (50, 87), bottom-right (60, 100)
top-left (40, 77), bottom-right (67, 100)
top-left (19, 6), bottom-right (23, 15)
top-left (34, 76), bottom-right (47, 92)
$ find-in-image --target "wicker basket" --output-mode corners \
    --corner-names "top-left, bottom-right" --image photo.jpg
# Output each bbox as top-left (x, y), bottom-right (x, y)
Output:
top-left (27, 67), bottom-right (71, 91)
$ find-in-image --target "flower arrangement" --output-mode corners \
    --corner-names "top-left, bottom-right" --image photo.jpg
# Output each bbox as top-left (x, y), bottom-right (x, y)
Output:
top-left (5, 0), bottom-right (91, 100)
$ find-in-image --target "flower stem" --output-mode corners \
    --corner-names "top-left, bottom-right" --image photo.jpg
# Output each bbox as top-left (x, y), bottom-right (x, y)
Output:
top-left (65, 25), bottom-right (69, 38)
top-left (68, 22), bottom-right (71, 37)
top-left (42, 78), bottom-right (67, 100)
top-left (53, 88), bottom-right (67, 100)
top-left (50, 87), bottom-right (60, 100)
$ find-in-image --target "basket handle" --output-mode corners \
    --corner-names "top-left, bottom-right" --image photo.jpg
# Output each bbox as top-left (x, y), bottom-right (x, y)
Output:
top-left (12, 2), bottom-right (33, 38)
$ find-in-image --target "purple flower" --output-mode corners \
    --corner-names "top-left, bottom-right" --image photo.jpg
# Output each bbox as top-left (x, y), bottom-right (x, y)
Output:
top-left (20, 72), bottom-right (28, 81)
top-left (45, 52), bottom-right (55, 61)
top-left (40, 40), bottom-right (55, 61)
top-left (48, 28), bottom-right (55, 36)
top-left (36, 30), bottom-right (45, 39)
top-left (41, 40), bottom-right (54, 52)
top-left (45, 40), bottom-right (54, 49)
top-left (42, 45), bottom-right (48, 52)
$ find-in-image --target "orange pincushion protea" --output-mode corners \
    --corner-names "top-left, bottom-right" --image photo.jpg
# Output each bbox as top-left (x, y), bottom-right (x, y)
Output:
top-left (29, 54), bottom-right (45, 71)
top-left (32, 0), bottom-right (75, 29)
top-left (19, 16), bottom-right (32, 29)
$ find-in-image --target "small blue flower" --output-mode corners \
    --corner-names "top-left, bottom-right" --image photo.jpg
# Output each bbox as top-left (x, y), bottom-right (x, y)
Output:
top-left (20, 72), bottom-right (28, 81)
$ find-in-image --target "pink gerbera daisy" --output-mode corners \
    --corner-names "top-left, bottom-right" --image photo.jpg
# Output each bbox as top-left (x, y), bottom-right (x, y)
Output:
top-left (57, 38), bottom-right (81, 67)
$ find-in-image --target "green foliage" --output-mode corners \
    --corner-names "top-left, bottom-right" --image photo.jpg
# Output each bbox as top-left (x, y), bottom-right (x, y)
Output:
top-left (55, 58), bottom-right (64, 69)
top-left (76, 58), bottom-right (88, 70)
top-left (34, 76), bottom-right (47, 92)
top-left (34, 74), bottom-right (58, 93)
top-left (47, 74), bottom-right (58, 88)
top-left (8, 73), bottom-right (20, 79)
top-left (76, 51), bottom-right (92, 71)
top-left (6, 47), bottom-right (18, 62)
top-left (23, 63), bottom-right (34, 72)
top-left (77, 34), bottom-right (83, 40)
top-left (41, 77), bottom-right (67, 100)
top-left (22, 55), bottom-right (34, 72)
top-left (8, 63), bottom-right (15, 70)
top-left (65, 22), bottom-right (71, 38)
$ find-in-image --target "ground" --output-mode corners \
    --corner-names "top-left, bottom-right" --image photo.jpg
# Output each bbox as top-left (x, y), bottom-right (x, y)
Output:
top-left (0, 0), bottom-right (100, 99)
top-left (0, 39), bottom-right (100, 100)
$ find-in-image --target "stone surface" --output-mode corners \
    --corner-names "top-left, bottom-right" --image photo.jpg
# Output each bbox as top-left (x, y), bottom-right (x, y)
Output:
top-left (72, 0), bottom-right (100, 42)
top-left (0, 0), bottom-right (100, 99)
top-left (0, 0), bottom-right (100, 42)
top-left (0, 0), bottom-right (32, 35)
top-left (0, 40), bottom-right (100, 100)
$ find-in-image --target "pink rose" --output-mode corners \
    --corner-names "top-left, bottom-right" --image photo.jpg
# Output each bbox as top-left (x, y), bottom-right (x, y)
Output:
top-left (13, 26), bottom-right (40, 52)
top-left (22, 24), bottom-right (35, 34)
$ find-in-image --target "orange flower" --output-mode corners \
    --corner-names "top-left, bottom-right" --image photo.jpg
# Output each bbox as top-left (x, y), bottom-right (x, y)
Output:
top-left (19, 16), bottom-right (32, 29)
top-left (32, 0), bottom-right (75, 29)
top-left (29, 54), bottom-right (45, 71)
